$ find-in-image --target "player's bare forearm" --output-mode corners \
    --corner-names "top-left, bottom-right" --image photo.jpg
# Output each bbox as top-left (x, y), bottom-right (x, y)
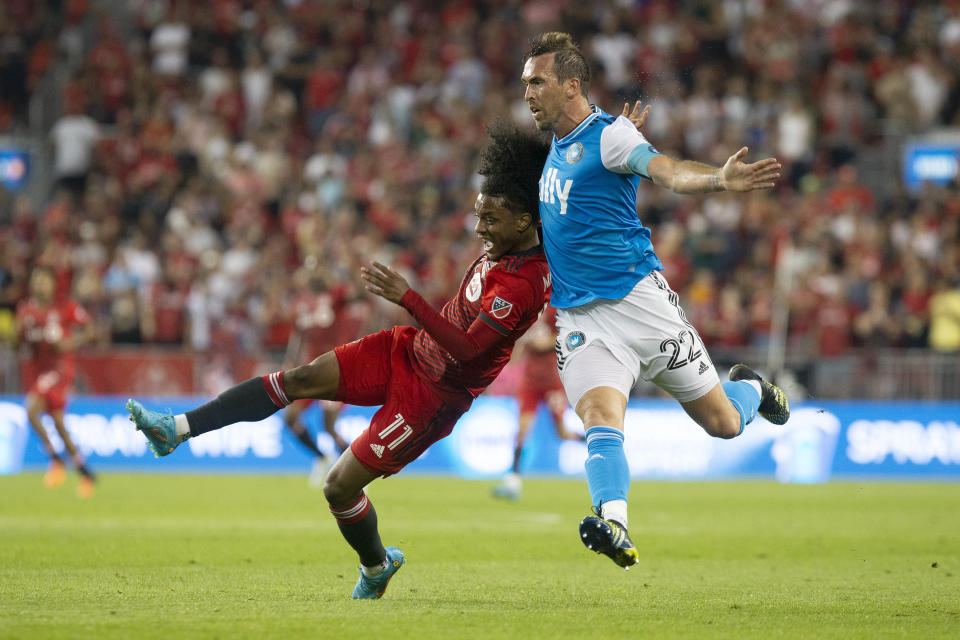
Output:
top-left (648, 156), bottom-right (724, 194)
top-left (648, 147), bottom-right (781, 195)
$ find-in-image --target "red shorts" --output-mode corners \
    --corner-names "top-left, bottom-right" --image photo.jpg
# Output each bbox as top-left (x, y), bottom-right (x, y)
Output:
top-left (517, 382), bottom-right (566, 416)
top-left (27, 370), bottom-right (70, 412)
top-left (335, 326), bottom-right (473, 476)
top-left (516, 362), bottom-right (565, 416)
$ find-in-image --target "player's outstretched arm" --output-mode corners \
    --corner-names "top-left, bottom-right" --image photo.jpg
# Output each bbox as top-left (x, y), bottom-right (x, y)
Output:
top-left (647, 147), bottom-right (781, 195)
top-left (360, 261), bottom-right (501, 361)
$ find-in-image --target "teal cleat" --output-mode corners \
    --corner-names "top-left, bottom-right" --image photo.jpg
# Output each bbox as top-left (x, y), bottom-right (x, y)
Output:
top-left (352, 547), bottom-right (405, 599)
top-left (126, 398), bottom-right (179, 457)
top-left (728, 364), bottom-right (790, 425)
top-left (579, 514), bottom-right (639, 570)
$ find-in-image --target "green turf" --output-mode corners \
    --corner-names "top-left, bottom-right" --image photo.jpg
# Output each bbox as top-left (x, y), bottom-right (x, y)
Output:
top-left (1, 474), bottom-right (958, 639)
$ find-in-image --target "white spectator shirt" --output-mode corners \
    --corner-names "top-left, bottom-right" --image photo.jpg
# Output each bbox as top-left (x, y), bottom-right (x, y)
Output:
top-left (199, 67), bottom-right (231, 106)
top-left (591, 32), bottom-right (635, 90)
top-left (777, 106), bottom-right (812, 161)
top-left (151, 22), bottom-right (189, 76)
top-left (50, 115), bottom-right (99, 177)
top-left (242, 66), bottom-right (272, 125)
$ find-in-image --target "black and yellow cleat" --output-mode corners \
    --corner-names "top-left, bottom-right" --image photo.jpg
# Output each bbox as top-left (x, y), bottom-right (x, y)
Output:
top-left (579, 515), bottom-right (639, 570)
top-left (729, 364), bottom-right (790, 425)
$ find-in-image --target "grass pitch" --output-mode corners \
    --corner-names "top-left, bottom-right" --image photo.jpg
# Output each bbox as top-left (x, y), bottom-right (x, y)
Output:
top-left (1, 474), bottom-right (958, 639)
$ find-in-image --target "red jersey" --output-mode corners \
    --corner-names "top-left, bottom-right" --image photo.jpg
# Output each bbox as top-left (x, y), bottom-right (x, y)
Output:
top-left (16, 298), bottom-right (89, 377)
top-left (409, 246), bottom-right (550, 397)
top-left (521, 305), bottom-right (561, 383)
top-left (292, 285), bottom-right (347, 360)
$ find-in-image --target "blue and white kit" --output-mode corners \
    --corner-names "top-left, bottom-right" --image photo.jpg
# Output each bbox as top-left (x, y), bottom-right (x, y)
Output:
top-left (538, 106), bottom-right (720, 404)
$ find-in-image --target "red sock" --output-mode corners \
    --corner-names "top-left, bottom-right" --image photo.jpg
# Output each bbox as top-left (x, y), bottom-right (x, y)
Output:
top-left (329, 493), bottom-right (371, 524)
top-left (262, 371), bottom-right (291, 409)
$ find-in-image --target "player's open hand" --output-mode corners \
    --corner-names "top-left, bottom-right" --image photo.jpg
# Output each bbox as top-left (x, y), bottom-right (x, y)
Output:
top-left (720, 146), bottom-right (781, 192)
top-left (361, 261), bottom-right (410, 304)
top-left (620, 100), bottom-right (650, 132)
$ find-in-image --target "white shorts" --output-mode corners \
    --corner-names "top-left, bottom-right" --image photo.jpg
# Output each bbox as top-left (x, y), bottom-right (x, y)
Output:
top-left (555, 271), bottom-right (720, 408)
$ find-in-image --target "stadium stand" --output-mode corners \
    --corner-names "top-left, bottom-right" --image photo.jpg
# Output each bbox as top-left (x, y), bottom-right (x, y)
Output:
top-left (0, 0), bottom-right (958, 398)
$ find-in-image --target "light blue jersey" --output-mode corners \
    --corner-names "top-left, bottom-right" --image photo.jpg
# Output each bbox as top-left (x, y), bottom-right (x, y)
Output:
top-left (539, 106), bottom-right (664, 308)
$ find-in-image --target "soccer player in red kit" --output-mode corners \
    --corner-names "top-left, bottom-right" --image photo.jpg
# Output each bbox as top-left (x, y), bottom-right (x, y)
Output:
top-left (16, 266), bottom-right (97, 498)
top-left (281, 271), bottom-right (352, 486)
top-left (126, 124), bottom-right (551, 599)
top-left (492, 305), bottom-right (583, 501)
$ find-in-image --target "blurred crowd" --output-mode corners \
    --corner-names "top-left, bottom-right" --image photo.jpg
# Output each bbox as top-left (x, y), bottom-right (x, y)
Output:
top-left (1, 0), bottom-right (959, 367)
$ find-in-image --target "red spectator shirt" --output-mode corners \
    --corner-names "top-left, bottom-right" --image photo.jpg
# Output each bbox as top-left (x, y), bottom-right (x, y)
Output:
top-left (409, 247), bottom-right (551, 397)
top-left (16, 298), bottom-right (89, 378)
top-left (815, 296), bottom-right (854, 356)
top-left (148, 281), bottom-right (189, 344)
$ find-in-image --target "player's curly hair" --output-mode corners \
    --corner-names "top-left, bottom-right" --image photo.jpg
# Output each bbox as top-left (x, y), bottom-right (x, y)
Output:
top-left (526, 32), bottom-right (591, 97)
top-left (477, 121), bottom-right (550, 222)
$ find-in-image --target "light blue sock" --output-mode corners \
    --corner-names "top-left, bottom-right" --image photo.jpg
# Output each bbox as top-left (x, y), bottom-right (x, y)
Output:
top-left (584, 426), bottom-right (630, 510)
top-left (722, 380), bottom-right (762, 435)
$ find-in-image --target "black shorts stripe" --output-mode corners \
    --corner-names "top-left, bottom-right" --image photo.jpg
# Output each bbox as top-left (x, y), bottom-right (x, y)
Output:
top-left (392, 426), bottom-right (432, 459)
top-left (650, 272), bottom-right (711, 365)
top-left (392, 403), bottom-right (450, 458)
top-left (652, 272), bottom-right (695, 331)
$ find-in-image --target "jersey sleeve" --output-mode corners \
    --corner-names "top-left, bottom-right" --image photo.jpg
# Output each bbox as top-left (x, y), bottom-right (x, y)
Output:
top-left (477, 268), bottom-right (541, 336)
top-left (400, 289), bottom-right (503, 361)
top-left (599, 116), bottom-right (661, 177)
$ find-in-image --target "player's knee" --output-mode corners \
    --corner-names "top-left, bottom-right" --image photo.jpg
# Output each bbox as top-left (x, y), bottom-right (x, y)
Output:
top-left (283, 356), bottom-right (338, 399)
top-left (25, 395), bottom-right (43, 417)
top-left (574, 387), bottom-right (627, 429)
top-left (703, 412), bottom-right (741, 439)
top-left (283, 411), bottom-right (301, 430)
top-left (322, 464), bottom-right (356, 506)
top-left (576, 400), bottom-right (622, 430)
top-left (715, 422), bottom-right (741, 439)
top-left (282, 365), bottom-right (313, 398)
top-left (322, 474), bottom-right (347, 505)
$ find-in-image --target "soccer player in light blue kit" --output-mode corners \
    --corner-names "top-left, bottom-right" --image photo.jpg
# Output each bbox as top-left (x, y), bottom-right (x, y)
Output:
top-left (521, 32), bottom-right (791, 569)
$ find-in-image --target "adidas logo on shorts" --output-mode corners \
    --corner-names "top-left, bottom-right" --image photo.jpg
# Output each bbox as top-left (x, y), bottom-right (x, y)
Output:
top-left (370, 443), bottom-right (385, 458)
top-left (698, 361), bottom-right (709, 375)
